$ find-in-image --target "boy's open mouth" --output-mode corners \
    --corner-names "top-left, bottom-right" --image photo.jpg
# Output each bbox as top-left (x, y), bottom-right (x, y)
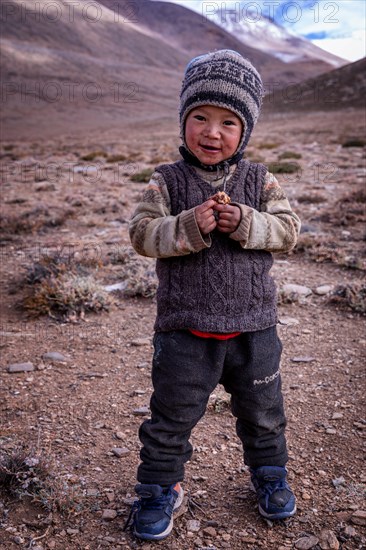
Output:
top-left (200, 144), bottom-right (220, 152)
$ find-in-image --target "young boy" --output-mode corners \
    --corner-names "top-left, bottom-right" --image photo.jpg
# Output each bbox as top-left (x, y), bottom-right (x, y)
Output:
top-left (128, 49), bottom-right (301, 541)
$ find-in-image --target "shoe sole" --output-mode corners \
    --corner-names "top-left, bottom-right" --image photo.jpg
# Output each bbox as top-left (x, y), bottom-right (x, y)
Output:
top-left (258, 502), bottom-right (297, 520)
top-left (133, 487), bottom-right (184, 541)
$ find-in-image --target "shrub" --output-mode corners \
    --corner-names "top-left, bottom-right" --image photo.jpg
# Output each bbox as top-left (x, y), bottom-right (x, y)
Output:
top-left (258, 142), bottom-right (280, 149)
top-left (328, 283), bottom-right (366, 314)
top-left (297, 194), bottom-right (326, 204)
top-left (131, 168), bottom-right (154, 183)
top-left (279, 151), bottom-right (302, 160)
top-left (80, 151), bottom-right (107, 161)
top-left (342, 139), bottom-right (365, 148)
top-left (0, 447), bottom-right (75, 513)
top-left (0, 206), bottom-right (73, 235)
top-left (22, 252), bottom-right (110, 319)
top-left (107, 154), bottom-right (127, 163)
top-left (266, 161), bottom-right (301, 174)
top-left (23, 273), bottom-right (111, 319)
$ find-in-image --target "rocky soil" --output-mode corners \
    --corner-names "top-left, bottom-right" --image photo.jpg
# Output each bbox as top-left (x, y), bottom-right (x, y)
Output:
top-left (0, 109), bottom-right (365, 549)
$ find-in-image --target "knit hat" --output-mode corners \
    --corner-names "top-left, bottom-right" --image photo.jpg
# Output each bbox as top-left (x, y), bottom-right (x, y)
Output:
top-left (180, 49), bottom-right (264, 162)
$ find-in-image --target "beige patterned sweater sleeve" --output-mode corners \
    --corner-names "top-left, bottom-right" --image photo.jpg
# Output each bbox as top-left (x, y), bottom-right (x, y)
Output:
top-left (129, 171), bottom-right (211, 258)
top-left (230, 171), bottom-right (301, 252)
top-left (129, 169), bottom-right (300, 258)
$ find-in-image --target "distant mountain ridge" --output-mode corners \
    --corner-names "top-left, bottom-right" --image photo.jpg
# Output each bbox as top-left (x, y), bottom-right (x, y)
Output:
top-left (262, 57), bottom-right (366, 111)
top-left (203, 6), bottom-right (346, 67)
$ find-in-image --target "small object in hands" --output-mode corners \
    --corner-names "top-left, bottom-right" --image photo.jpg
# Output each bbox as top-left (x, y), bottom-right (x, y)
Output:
top-left (213, 191), bottom-right (231, 205)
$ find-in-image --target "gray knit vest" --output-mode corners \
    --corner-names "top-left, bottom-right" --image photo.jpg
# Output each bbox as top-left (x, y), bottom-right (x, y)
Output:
top-left (154, 160), bottom-right (277, 333)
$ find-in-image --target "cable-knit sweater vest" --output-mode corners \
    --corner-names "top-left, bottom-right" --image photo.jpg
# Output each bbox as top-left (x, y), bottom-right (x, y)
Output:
top-left (154, 159), bottom-right (278, 333)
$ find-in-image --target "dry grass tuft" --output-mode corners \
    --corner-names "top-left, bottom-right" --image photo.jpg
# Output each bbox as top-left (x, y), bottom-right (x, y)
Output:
top-left (111, 246), bottom-right (157, 298)
top-left (296, 233), bottom-right (365, 271)
top-left (0, 447), bottom-right (76, 514)
top-left (328, 283), bottom-right (366, 314)
top-left (317, 188), bottom-right (366, 226)
top-left (22, 252), bottom-right (111, 319)
top-left (0, 206), bottom-right (74, 236)
top-left (23, 273), bottom-right (111, 319)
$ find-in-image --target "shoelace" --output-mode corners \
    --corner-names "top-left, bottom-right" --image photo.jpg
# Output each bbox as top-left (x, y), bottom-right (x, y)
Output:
top-left (259, 478), bottom-right (288, 508)
top-left (122, 492), bottom-right (172, 531)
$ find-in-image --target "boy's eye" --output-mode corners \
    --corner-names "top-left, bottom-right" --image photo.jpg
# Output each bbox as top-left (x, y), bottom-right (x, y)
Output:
top-left (223, 120), bottom-right (236, 126)
top-left (193, 115), bottom-right (205, 121)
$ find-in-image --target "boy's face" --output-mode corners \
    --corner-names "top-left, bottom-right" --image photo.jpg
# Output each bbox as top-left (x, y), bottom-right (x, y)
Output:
top-left (185, 105), bottom-right (243, 165)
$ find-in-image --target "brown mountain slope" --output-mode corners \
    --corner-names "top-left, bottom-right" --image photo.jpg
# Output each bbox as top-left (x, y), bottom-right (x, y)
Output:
top-left (263, 57), bottom-right (366, 111)
top-left (100, 0), bottom-right (339, 86)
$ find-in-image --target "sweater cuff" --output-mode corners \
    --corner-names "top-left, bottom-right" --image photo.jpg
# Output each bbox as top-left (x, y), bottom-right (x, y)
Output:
top-left (229, 204), bottom-right (253, 243)
top-left (180, 208), bottom-right (211, 251)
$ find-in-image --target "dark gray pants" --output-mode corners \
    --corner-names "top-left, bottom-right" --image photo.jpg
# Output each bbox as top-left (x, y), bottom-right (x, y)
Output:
top-left (137, 327), bottom-right (288, 485)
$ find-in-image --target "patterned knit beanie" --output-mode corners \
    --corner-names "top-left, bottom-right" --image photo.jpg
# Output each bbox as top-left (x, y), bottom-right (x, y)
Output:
top-left (180, 49), bottom-right (263, 160)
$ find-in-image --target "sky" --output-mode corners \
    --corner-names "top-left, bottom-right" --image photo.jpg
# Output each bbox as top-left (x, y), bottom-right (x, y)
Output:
top-left (160, 0), bottom-right (366, 62)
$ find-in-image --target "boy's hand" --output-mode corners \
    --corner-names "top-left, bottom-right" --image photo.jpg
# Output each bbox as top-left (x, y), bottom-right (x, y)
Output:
top-left (195, 199), bottom-right (217, 235)
top-left (214, 203), bottom-right (241, 233)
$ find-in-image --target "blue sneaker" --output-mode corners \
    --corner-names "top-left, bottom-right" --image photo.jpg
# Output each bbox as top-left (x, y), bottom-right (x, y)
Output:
top-left (250, 466), bottom-right (296, 520)
top-left (129, 483), bottom-right (183, 541)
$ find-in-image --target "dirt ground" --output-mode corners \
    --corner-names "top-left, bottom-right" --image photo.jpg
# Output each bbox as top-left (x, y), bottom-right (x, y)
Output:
top-left (0, 109), bottom-right (365, 550)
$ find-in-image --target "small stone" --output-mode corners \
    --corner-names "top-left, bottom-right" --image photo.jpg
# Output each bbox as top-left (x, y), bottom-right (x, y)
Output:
top-left (351, 510), bottom-right (366, 526)
top-left (280, 284), bottom-right (312, 302)
top-left (222, 533), bottom-right (231, 541)
top-left (203, 526), bottom-right (217, 537)
top-left (343, 525), bottom-right (356, 537)
top-left (279, 317), bottom-right (300, 326)
top-left (331, 412), bottom-right (343, 420)
top-left (314, 285), bottom-right (334, 295)
top-left (112, 447), bottom-right (130, 458)
top-left (115, 431), bottom-right (125, 440)
top-left (332, 477), bottom-right (346, 488)
top-left (66, 528), bottom-right (79, 535)
top-left (137, 362), bottom-right (149, 369)
top-left (102, 509), bottom-right (117, 520)
top-left (131, 338), bottom-right (151, 346)
top-left (133, 407), bottom-right (150, 416)
top-left (187, 519), bottom-right (201, 532)
top-left (106, 491), bottom-right (115, 503)
top-left (318, 529), bottom-right (339, 549)
top-left (86, 489), bottom-right (99, 497)
top-left (7, 362), bottom-right (34, 373)
top-left (302, 490), bottom-right (311, 500)
top-left (104, 282), bottom-right (127, 293)
top-left (35, 182), bottom-right (56, 192)
top-left (94, 421), bottom-right (106, 429)
top-left (42, 352), bottom-right (68, 363)
top-left (326, 428), bottom-right (337, 435)
top-left (295, 535), bottom-right (319, 550)
top-left (291, 357), bottom-right (316, 363)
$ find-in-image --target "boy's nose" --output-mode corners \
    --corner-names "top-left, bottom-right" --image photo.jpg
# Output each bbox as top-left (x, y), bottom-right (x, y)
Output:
top-left (203, 124), bottom-right (220, 138)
